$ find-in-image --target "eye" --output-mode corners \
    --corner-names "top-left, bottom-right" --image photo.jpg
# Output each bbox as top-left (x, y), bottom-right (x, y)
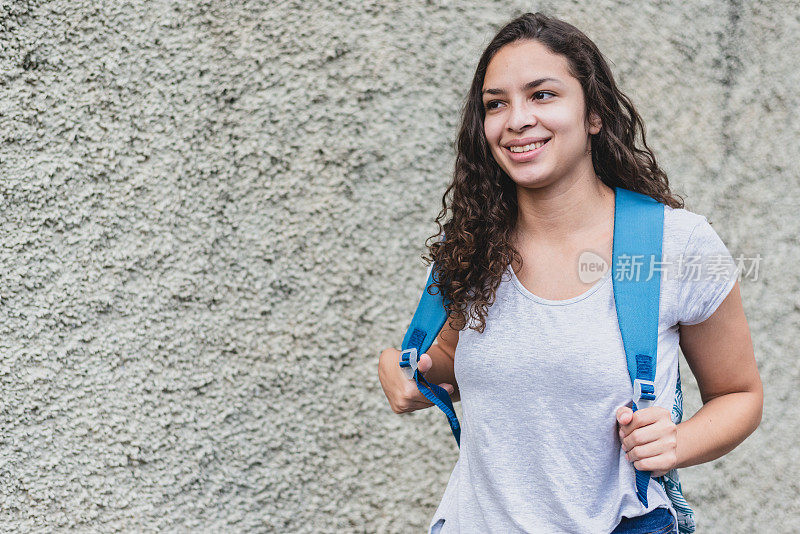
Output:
top-left (484, 91), bottom-right (555, 110)
top-left (533, 90), bottom-right (555, 100)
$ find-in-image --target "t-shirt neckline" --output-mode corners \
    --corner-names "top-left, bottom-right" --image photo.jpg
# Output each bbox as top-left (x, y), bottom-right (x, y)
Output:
top-left (507, 264), bottom-right (612, 306)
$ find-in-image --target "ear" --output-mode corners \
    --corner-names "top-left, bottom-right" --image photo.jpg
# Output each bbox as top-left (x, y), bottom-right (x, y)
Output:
top-left (588, 111), bottom-right (602, 135)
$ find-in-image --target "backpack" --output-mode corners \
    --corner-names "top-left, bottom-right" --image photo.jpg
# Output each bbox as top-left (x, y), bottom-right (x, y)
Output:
top-left (398, 186), bottom-right (696, 533)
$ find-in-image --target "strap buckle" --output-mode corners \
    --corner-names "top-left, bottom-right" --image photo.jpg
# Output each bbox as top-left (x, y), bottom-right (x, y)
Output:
top-left (399, 347), bottom-right (419, 380)
top-left (633, 378), bottom-right (656, 409)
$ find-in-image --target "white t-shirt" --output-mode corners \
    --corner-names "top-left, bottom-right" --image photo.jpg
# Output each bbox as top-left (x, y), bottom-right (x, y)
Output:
top-left (428, 205), bottom-right (740, 534)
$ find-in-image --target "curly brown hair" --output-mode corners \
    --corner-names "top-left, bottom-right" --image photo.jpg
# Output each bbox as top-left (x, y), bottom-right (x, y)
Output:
top-left (421, 12), bottom-right (685, 333)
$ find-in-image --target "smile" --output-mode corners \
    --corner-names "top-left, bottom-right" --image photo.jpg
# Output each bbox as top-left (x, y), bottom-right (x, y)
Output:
top-left (504, 138), bottom-right (550, 161)
top-left (508, 139), bottom-right (549, 153)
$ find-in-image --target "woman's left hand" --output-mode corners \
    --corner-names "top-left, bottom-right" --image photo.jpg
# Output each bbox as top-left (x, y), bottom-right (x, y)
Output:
top-left (616, 406), bottom-right (677, 478)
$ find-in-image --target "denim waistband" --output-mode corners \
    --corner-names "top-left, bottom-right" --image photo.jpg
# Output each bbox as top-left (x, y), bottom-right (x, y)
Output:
top-left (612, 506), bottom-right (674, 533)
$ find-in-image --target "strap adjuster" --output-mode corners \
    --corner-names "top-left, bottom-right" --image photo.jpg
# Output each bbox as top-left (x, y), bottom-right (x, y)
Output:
top-left (399, 348), bottom-right (419, 380)
top-left (633, 378), bottom-right (656, 408)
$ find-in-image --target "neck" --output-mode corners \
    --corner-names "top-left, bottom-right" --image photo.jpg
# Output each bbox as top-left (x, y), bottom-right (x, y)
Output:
top-left (513, 170), bottom-right (614, 246)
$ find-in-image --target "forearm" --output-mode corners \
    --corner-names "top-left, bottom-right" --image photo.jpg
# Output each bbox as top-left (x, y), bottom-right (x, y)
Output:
top-left (675, 389), bottom-right (763, 469)
top-left (422, 343), bottom-right (460, 402)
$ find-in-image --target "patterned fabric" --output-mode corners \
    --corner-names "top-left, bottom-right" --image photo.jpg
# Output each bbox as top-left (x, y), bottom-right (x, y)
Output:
top-left (654, 368), bottom-right (696, 533)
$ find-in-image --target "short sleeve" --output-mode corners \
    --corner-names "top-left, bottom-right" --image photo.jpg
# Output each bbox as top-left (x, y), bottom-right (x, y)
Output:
top-left (675, 217), bottom-right (740, 326)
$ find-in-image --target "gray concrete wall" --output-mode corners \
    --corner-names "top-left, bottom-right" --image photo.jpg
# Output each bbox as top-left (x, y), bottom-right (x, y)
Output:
top-left (0, 0), bottom-right (796, 532)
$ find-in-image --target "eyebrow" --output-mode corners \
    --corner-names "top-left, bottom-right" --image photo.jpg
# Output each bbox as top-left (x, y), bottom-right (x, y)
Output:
top-left (482, 77), bottom-right (563, 97)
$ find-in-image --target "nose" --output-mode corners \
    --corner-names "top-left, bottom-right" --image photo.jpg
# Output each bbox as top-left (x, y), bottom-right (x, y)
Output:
top-left (506, 99), bottom-right (538, 131)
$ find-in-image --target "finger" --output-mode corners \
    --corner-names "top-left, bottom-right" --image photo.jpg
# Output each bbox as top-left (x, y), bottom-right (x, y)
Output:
top-left (616, 406), bottom-right (633, 426)
top-left (399, 384), bottom-right (435, 409)
top-left (625, 439), bottom-right (670, 463)
top-left (620, 406), bottom-right (668, 435)
top-left (412, 383), bottom-right (453, 400)
top-left (438, 383), bottom-right (454, 395)
top-left (418, 353), bottom-right (432, 374)
top-left (631, 406), bottom-right (668, 426)
top-left (405, 382), bottom-right (444, 405)
top-left (632, 450), bottom-right (677, 475)
top-left (620, 425), bottom-right (665, 453)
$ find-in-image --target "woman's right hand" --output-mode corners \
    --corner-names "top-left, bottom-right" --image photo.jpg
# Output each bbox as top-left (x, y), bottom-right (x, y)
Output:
top-left (378, 348), bottom-right (455, 414)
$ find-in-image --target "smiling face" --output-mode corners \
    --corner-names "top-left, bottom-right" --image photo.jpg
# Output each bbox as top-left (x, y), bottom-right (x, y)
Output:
top-left (482, 39), bottom-right (601, 190)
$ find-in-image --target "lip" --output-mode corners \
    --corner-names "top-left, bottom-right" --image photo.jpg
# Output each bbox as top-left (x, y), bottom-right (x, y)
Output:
top-left (503, 136), bottom-right (551, 148)
top-left (503, 137), bottom-right (550, 162)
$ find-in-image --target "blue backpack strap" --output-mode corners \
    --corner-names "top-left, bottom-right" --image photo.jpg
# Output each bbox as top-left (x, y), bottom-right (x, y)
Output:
top-left (399, 259), bottom-right (461, 447)
top-left (612, 186), bottom-right (664, 508)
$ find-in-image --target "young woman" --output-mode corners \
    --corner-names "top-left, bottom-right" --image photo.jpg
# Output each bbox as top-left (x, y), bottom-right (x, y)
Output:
top-left (377, 12), bottom-right (762, 534)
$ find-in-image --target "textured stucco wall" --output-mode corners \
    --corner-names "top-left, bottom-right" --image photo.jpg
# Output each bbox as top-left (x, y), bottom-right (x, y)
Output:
top-left (0, 0), bottom-right (797, 532)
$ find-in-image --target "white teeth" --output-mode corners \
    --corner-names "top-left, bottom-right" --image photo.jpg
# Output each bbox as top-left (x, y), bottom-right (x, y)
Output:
top-left (508, 140), bottom-right (548, 153)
